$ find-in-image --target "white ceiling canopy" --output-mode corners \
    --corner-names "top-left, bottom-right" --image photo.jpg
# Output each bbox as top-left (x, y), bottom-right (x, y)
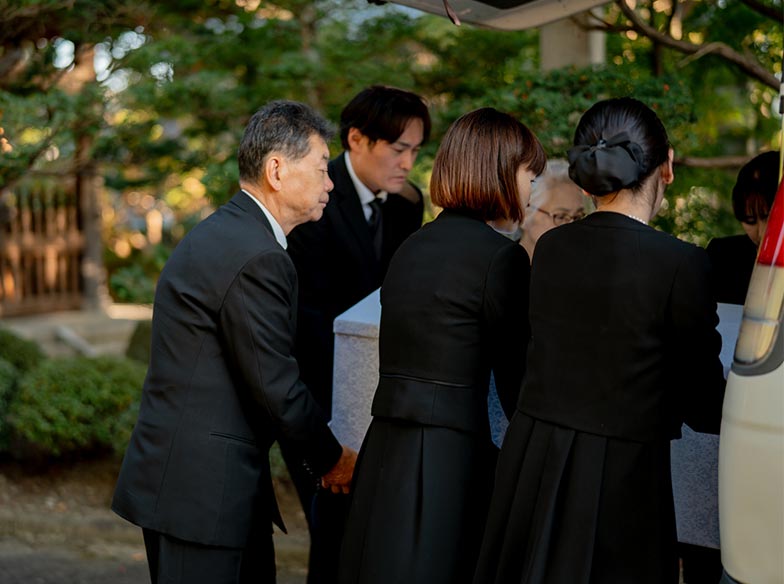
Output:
top-left (383, 0), bottom-right (610, 30)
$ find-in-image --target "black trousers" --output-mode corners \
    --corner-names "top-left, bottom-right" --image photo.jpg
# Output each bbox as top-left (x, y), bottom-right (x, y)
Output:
top-left (280, 441), bottom-right (349, 584)
top-left (142, 527), bottom-right (275, 584)
top-left (679, 542), bottom-right (723, 584)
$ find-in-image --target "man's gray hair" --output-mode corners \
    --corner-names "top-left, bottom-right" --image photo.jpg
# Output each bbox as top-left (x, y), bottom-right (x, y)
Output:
top-left (238, 100), bottom-right (334, 183)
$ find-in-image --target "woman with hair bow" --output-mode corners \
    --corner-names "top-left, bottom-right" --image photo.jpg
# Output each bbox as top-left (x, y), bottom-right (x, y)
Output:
top-left (472, 97), bottom-right (726, 584)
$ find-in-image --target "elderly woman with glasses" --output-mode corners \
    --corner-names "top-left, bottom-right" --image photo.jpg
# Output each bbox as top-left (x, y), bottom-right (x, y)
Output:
top-left (519, 159), bottom-right (590, 260)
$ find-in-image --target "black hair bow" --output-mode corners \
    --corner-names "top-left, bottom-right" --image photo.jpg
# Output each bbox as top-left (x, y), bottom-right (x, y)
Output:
top-left (567, 132), bottom-right (646, 196)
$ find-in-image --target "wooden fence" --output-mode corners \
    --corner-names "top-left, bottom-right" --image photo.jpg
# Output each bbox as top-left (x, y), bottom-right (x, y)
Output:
top-left (0, 180), bottom-right (84, 316)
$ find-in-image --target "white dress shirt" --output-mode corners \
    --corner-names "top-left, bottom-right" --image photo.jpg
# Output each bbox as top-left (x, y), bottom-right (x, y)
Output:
top-left (241, 189), bottom-right (287, 249)
top-left (345, 152), bottom-right (387, 222)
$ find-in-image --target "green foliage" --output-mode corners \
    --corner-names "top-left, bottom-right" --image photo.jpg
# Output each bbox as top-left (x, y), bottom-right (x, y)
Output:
top-left (0, 329), bottom-right (44, 452)
top-left (653, 166), bottom-right (741, 245)
top-left (109, 264), bottom-right (157, 303)
top-left (603, 0), bottom-right (781, 155)
top-left (106, 244), bottom-right (171, 304)
top-left (2, 0), bottom-right (780, 288)
top-left (6, 356), bottom-right (147, 457)
top-left (0, 358), bottom-right (20, 451)
top-left (470, 66), bottom-right (695, 159)
top-left (0, 328), bottom-right (45, 373)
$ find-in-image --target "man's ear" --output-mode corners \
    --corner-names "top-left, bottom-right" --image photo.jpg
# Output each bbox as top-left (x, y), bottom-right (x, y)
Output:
top-left (347, 127), bottom-right (367, 152)
top-left (660, 148), bottom-right (675, 185)
top-left (264, 155), bottom-right (284, 191)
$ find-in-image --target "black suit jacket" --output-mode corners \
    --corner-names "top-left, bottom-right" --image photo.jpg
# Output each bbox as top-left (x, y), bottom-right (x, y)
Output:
top-left (286, 152), bottom-right (423, 415)
top-left (373, 209), bottom-right (531, 427)
top-left (705, 233), bottom-right (757, 305)
top-left (112, 192), bottom-right (342, 549)
top-left (519, 212), bottom-right (726, 441)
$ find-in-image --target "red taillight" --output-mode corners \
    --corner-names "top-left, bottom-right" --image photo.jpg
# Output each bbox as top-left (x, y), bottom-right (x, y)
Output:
top-left (758, 177), bottom-right (784, 267)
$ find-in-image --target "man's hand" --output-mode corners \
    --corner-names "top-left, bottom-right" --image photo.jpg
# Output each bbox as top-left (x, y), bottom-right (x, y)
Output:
top-left (321, 445), bottom-right (358, 494)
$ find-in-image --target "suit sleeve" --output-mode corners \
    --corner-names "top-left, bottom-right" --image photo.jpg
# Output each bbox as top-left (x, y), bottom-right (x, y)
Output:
top-left (219, 248), bottom-right (342, 476)
top-left (484, 243), bottom-right (531, 419)
top-left (670, 244), bottom-right (726, 435)
top-left (286, 219), bottom-right (336, 413)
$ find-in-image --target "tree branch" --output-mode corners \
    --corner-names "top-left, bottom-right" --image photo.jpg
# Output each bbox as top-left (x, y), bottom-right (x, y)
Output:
top-left (674, 155), bottom-right (753, 168)
top-left (616, 0), bottom-right (779, 89)
top-left (739, 0), bottom-right (782, 21)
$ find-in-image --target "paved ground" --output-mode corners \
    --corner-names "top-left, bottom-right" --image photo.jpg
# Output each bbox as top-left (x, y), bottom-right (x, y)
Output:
top-left (0, 537), bottom-right (308, 584)
top-left (0, 457), bottom-right (309, 584)
top-left (0, 540), bottom-right (150, 584)
top-left (0, 538), bottom-right (309, 584)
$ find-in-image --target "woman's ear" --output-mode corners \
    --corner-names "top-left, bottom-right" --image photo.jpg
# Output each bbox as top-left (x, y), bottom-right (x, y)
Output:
top-left (660, 148), bottom-right (675, 185)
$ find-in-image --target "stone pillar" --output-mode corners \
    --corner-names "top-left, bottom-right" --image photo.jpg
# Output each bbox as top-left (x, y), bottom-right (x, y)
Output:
top-left (539, 11), bottom-right (605, 72)
top-left (330, 289), bottom-right (381, 451)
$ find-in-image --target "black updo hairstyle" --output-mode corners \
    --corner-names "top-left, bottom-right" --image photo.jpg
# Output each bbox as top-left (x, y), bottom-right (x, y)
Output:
top-left (568, 97), bottom-right (670, 197)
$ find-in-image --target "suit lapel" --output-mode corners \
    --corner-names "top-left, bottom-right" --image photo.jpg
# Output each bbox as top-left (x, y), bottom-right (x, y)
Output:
top-left (228, 190), bottom-right (276, 241)
top-left (329, 154), bottom-right (377, 265)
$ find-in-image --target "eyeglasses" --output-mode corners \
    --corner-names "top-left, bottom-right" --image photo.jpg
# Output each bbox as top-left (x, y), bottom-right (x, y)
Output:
top-left (530, 206), bottom-right (585, 226)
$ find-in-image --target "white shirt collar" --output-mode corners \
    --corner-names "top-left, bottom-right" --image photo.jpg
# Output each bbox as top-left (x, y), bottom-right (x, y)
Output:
top-left (241, 189), bottom-right (287, 249)
top-left (344, 152), bottom-right (387, 221)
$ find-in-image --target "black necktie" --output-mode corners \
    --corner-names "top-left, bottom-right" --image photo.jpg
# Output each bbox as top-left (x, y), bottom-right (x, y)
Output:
top-left (368, 197), bottom-right (383, 260)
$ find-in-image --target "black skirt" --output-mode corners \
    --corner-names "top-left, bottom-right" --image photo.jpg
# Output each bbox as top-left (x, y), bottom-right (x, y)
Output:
top-left (473, 412), bottom-right (679, 584)
top-left (339, 417), bottom-right (497, 584)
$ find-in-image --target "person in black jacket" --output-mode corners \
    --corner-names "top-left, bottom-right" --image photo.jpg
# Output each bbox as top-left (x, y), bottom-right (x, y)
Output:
top-left (339, 107), bottom-right (546, 584)
top-left (111, 101), bottom-right (356, 584)
top-left (706, 150), bottom-right (780, 305)
top-left (474, 97), bottom-right (726, 584)
top-left (679, 151), bottom-right (780, 583)
top-left (284, 85), bottom-right (430, 584)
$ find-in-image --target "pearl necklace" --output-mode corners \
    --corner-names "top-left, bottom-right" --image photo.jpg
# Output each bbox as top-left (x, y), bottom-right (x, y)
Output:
top-left (623, 213), bottom-right (648, 225)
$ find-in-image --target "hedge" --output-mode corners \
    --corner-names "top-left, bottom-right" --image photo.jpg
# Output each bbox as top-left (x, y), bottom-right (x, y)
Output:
top-left (7, 356), bottom-right (146, 457)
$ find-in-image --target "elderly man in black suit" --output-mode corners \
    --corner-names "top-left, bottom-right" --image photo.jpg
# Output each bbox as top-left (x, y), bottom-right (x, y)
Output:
top-left (111, 101), bottom-right (357, 584)
top-left (285, 85), bottom-right (430, 584)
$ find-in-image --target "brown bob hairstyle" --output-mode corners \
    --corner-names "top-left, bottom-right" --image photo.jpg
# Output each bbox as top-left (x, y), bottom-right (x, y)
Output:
top-left (430, 108), bottom-right (546, 223)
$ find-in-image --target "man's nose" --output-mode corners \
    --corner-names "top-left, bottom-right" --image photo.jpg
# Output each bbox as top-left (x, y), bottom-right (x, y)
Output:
top-left (325, 175), bottom-right (334, 192)
top-left (400, 150), bottom-right (415, 172)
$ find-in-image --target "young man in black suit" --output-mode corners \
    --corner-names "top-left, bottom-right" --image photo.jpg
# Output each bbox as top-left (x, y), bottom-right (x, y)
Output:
top-left (111, 101), bottom-right (357, 584)
top-left (285, 85), bottom-right (430, 583)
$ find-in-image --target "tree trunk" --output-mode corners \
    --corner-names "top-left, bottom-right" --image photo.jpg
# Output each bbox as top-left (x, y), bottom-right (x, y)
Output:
top-left (67, 44), bottom-right (109, 311)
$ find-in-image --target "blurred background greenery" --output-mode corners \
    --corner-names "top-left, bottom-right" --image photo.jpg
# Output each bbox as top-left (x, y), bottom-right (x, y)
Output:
top-left (0, 0), bottom-right (781, 303)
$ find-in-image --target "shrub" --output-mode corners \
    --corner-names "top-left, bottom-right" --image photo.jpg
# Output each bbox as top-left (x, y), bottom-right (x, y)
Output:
top-left (0, 328), bottom-right (45, 373)
top-left (7, 356), bottom-right (146, 458)
top-left (109, 264), bottom-right (156, 304)
top-left (0, 358), bottom-right (20, 450)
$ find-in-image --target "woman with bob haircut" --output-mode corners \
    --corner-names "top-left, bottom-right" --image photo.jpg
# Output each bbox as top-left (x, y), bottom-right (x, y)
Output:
top-left (338, 107), bottom-right (546, 584)
top-left (473, 97), bottom-right (726, 584)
